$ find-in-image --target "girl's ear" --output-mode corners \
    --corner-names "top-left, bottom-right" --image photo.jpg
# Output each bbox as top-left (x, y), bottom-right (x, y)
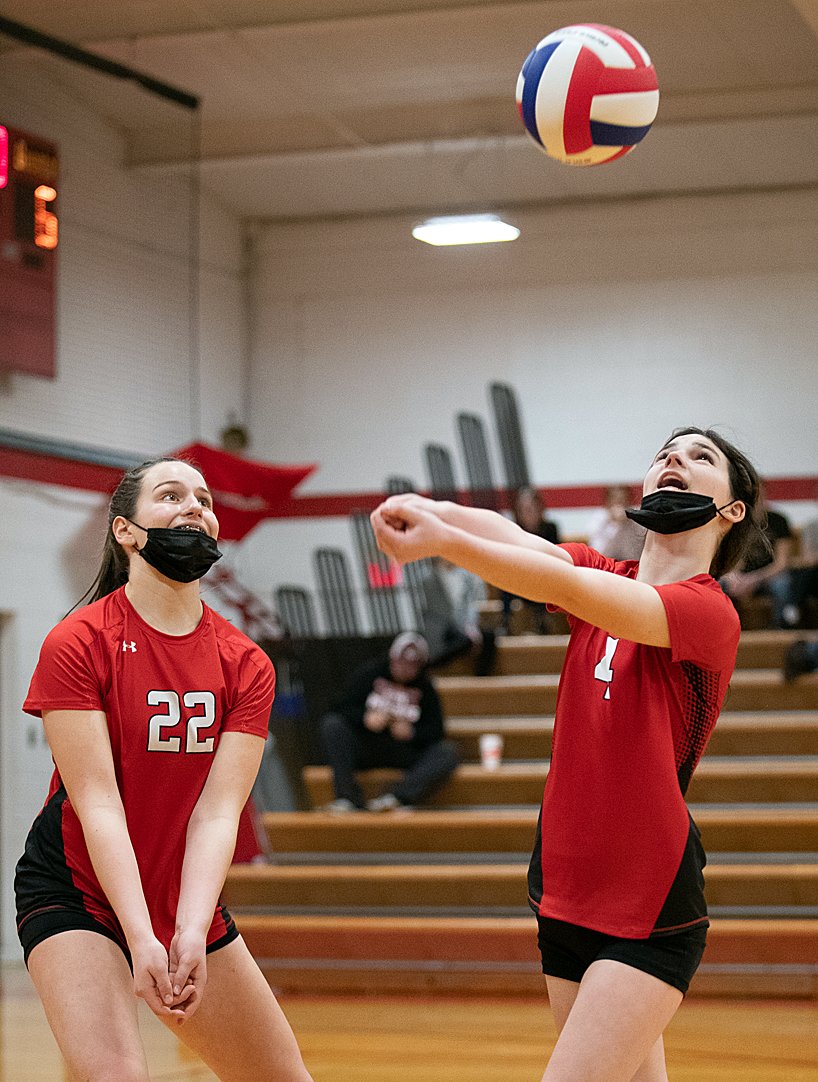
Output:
top-left (111, 516), bottom-right (138, 548)
top-left (722, 500), bottom-right (746, 525)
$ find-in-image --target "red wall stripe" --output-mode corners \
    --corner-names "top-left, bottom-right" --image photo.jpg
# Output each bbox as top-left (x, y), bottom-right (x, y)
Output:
top-left (0, 447), bottom-right (123, 493)
top-left (1, 446), bottom-right (815, 518)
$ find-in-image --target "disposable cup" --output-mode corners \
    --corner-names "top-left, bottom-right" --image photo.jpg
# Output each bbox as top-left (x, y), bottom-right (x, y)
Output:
top-left (479, 732), bottom-right (503, 770)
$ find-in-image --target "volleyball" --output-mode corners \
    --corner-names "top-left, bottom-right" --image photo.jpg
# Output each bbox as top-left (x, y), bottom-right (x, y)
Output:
top-left (515, 24), bottom-right (659, 167)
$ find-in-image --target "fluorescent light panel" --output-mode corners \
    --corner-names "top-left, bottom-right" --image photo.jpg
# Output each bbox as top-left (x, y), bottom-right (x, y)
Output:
top-left (412, 213), bottom-right (520, 246)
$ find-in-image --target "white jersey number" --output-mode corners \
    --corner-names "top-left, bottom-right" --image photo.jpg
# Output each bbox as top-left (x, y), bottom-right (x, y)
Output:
top-left (147, 690), bottom-right (217, 753)
top-left (593, 636), bottom-right (620, 700)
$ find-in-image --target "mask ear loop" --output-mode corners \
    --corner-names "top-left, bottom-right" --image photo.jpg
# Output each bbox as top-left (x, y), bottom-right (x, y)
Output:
top-left (125, 519), bottom-right (148, 552)
top-left (715, 498), bottom-right (739, 521)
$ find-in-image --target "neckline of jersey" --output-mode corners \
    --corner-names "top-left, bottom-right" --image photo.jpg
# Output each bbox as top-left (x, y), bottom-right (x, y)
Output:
top-left (116, 586), bottom-right (210, 644)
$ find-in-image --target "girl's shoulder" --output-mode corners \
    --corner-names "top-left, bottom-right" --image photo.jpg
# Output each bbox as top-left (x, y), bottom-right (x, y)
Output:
top-left (44, 589), bottom-right (125, 648)
top-left (202, 604), bottom-right (275, 673)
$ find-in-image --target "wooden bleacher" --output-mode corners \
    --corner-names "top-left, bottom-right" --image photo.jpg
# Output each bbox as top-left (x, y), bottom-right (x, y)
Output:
top-left (225, 630), bottom-right (818, 998)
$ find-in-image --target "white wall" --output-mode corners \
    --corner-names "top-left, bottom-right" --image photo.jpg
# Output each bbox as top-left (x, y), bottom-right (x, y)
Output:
top-left (246, 187), bottom-right (818, 599)
top-left (0, 63), bottom-right (247, 957)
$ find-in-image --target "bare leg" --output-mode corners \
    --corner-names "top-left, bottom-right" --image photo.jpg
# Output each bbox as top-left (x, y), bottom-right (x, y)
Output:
top-left (161, 936), bottom-right (313, 1081)
top-left (27, 931), bottom-right (150, 1082)
top-left (543, 961), bottom-right (681, 1082)
top-left (629, 1038), bottom-right (669, 1082)
top-left (544, 974), bottom-right (580, 1033)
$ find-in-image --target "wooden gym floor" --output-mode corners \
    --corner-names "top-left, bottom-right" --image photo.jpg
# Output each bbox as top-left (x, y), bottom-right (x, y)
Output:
top-left (3, 962), bottom-right (816, 1082)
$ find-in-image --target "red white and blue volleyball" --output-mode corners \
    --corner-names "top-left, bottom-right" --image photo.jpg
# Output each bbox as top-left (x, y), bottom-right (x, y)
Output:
top-left (515, 24), bottom-right (659, 166)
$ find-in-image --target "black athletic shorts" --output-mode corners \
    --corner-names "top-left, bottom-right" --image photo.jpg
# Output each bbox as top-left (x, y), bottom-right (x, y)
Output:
top-left (536, 915), bottom-right (708, 996)
top-left (17, 902), bottom-right (239, 969)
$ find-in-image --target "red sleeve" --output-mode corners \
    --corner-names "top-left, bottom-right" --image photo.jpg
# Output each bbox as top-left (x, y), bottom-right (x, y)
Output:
top-left (560, 542), bottom-right (640, 575)
top-left (560, 542), bottom-right (614, 571)
top-left (23, 619), bottom-right (105, 718)
top-left (654, 577), bottom-right (740, 671)
top-left (547, 543), bottom-right (636, 614)
top-left (222, 647), bottom-right (276, 739)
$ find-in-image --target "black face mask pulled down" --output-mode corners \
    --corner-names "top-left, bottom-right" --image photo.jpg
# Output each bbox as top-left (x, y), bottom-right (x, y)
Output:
top-left (128, 522), bottom-right (222, 583)
top-left (625, 490), bottom-right (737, 536)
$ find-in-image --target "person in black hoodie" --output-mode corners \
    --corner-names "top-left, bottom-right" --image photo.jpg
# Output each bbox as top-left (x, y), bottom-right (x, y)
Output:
top-left (319, 632), bottom-right (457, 812)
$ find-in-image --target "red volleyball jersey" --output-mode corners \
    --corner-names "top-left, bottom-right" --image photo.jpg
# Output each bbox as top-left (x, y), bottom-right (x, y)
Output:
top-left (21, 587), bottom-right (275, 949)
top-left (528, 544), bottom-right (740, 939)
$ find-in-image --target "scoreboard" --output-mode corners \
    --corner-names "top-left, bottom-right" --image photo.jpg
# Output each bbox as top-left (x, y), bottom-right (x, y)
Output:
top-left (0, 124), bottom-right (58, 378)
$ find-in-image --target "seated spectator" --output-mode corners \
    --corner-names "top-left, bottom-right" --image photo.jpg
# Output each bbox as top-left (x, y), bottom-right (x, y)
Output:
top-left (720, 486), bottom-right (796, 628)
top-left (319, 632), bottom-right (457, 813)
top-left (512, 485), bottom-right (561, 544)
top-left (782, 487), bottom-right (818, 628)
top-left (501, 486), bottom-right (561, 633)
top-left (420, 556), bottom-right (497, 676)
top-left (587, 484), bottom-right (646, 561)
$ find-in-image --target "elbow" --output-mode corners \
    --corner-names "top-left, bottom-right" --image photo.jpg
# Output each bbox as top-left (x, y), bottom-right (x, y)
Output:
top-left (547, 578), bottom-right (582, 613)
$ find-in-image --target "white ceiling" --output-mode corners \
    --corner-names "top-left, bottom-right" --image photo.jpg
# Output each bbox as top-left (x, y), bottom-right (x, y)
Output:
top-left (2, 1), bottom-right (818, 223)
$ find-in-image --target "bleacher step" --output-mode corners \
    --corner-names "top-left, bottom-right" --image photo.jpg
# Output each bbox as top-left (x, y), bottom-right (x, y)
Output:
top-left (434, 670), bottom-right (818, 716)
top-left (224, 861), bottom-right (818, 910)
top-left (302, 759), bottom-right (818, 808)
top-left (235, 914), bottom-right (818, 998)
top-left (262, 807), bottom-right (818, 855)
top-left (445, 712), bottom-right (818, 760)
top-left (477, 630), bottom-right (803, 677)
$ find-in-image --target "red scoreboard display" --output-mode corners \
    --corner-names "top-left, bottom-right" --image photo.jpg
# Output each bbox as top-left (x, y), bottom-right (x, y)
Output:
top-left (0, 124), bottom-right (58, 378)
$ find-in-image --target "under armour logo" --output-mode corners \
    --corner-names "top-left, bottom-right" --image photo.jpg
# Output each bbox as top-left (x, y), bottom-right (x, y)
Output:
top-left (122, 641), bottom-right (137, 653)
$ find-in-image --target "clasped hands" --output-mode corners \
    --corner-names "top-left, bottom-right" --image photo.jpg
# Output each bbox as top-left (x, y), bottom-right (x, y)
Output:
top-left (370, 493), bottom-right (450, 564)
top-left (132, 927), bottom-right (206, 1024)
top-left (364, 709), bottom-right (415, 742)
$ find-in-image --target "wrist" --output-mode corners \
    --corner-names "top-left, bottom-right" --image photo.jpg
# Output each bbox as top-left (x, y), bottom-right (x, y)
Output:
top-left (174, 916), bottom-right (211, 940)
top-left (125, 924), bottom-right (158, 952)
top-left (438, 522), bottom-right (470, 564)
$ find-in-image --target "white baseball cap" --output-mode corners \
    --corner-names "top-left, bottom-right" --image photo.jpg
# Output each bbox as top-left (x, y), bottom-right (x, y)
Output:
top-left (389, 631), bottom-right (430, 665)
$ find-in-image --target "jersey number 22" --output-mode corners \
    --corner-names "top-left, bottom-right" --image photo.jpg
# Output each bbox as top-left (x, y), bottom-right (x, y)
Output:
top-left (147, 690), bottom-right (217, 753)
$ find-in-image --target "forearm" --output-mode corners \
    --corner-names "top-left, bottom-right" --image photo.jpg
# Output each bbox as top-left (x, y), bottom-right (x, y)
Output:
top-left (175, 811), bottom-right (242, 936)
top-left (79, 804), bottom-right (154, 945)
top-left (437, 501), bottom-right (557, 553)
top-left (438, 528), bottom-right (669, 646)
top-left (744, 562), bottom-right (784, 590)
top-left (173, 731), bottom-right (264, 936)
top-left (761, 557), bottom-right (791, 581)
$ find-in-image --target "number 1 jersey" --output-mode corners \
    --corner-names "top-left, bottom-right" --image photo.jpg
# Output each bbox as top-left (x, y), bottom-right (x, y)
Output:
top-left (528, 544), bottom-right (740, 939)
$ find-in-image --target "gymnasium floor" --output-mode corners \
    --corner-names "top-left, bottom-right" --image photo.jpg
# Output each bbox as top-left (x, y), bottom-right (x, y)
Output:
top-left (3, 962), bottom-right (816, 1081)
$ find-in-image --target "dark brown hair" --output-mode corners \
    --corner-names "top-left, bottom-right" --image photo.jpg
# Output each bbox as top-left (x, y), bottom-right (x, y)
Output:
top-left (663, 427), bottom-right (767, 578)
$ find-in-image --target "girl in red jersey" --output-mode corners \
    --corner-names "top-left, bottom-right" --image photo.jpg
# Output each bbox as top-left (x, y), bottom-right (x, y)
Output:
top-left (371, 428), bottom-right (764, 1082)
top-left (15, 458), bottom-right (313, 1082)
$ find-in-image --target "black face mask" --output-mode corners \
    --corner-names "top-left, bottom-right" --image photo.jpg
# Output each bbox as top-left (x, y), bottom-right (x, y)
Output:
top-left (128, 521), bottom-right (222, 583)
top-left (625, 490), bottom-right (737, 535)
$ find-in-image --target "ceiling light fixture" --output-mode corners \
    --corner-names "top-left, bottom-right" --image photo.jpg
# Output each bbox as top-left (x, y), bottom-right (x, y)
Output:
top-left (411, 213), bottom-right (520, 246)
